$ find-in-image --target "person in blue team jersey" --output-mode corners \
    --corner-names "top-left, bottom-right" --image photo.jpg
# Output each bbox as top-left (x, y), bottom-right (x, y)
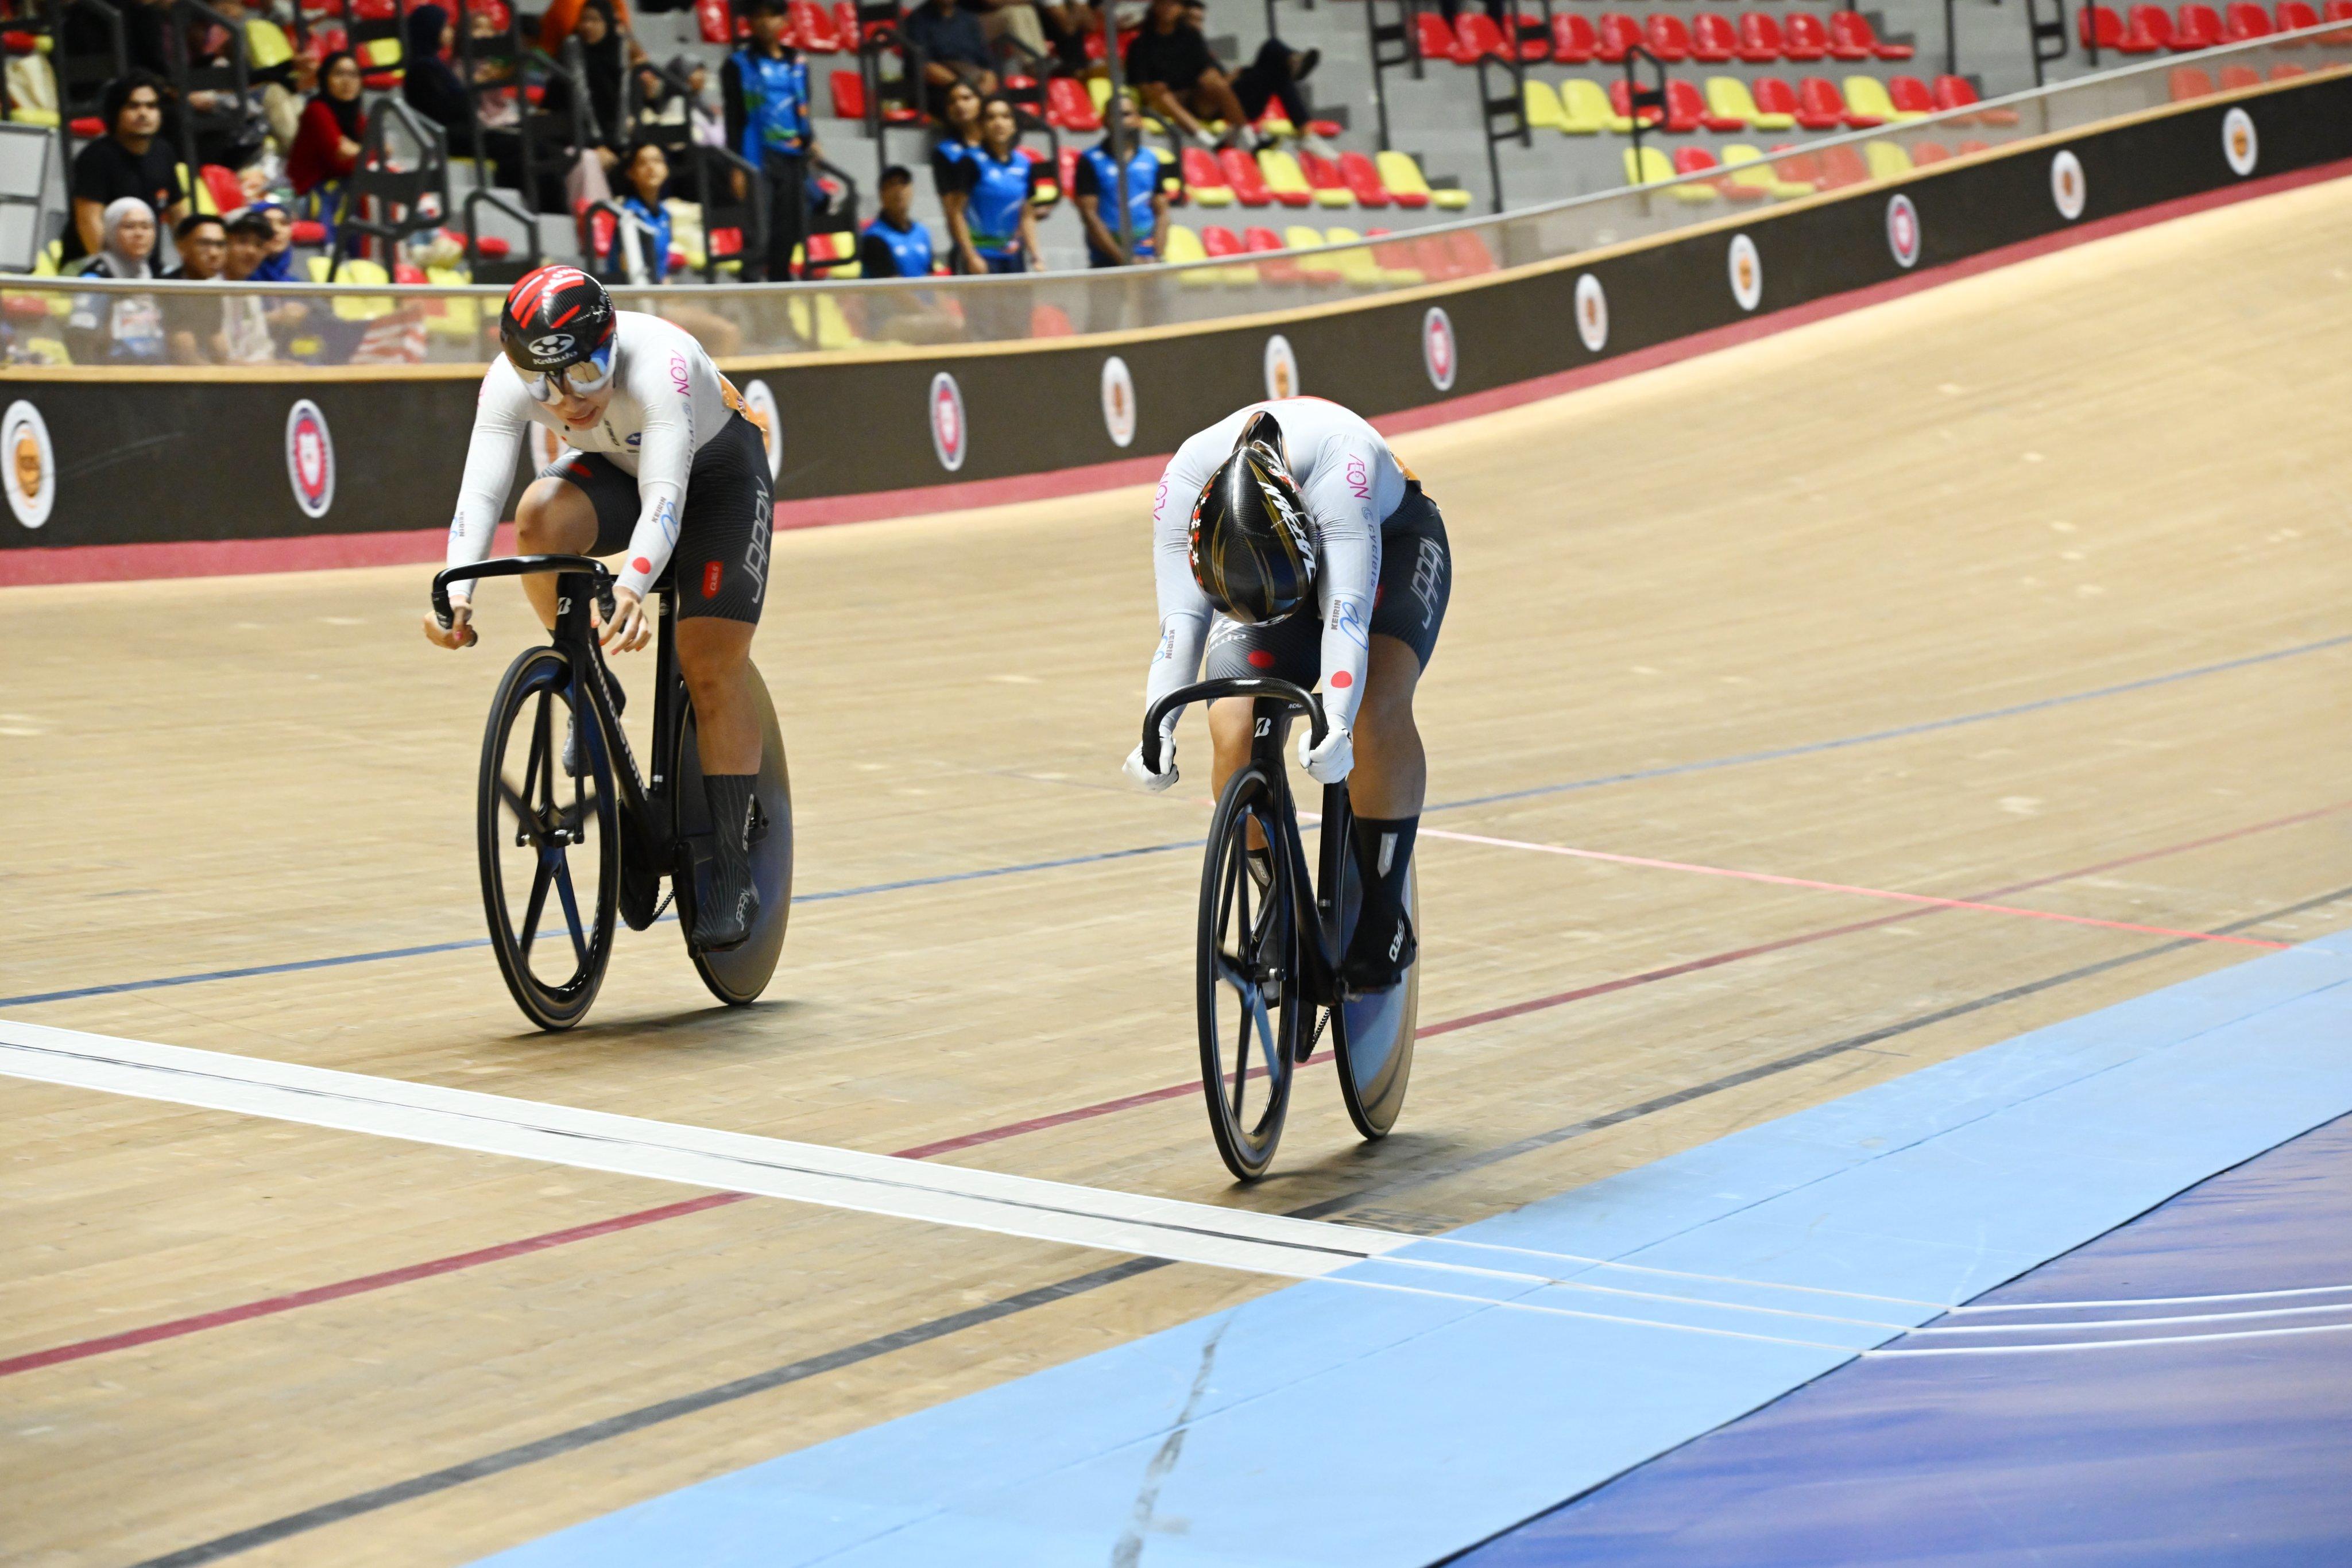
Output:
top-left (723, 0), bottom-right (818, 280)
top-left (1071, 92), bottom-right (1169, 268)
top-left (856, 166), bottom-right (936, 277)
top-left (607, 141), bottom-right (679, 281)
top-left (939, 95), bottom-right (1042, 275)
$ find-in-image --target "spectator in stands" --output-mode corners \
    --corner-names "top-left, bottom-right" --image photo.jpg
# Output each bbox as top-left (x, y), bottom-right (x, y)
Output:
top-left (65, 198), bottom-right (167, 363)
top-left (61, 72), bottom-right (187, 269)
top-left (1179, 0), bottom-right (1317, 135)
top-left (288, 52), bottom-right (365, 215)
top-left (724, 0), bottom-right (818, 281)
top-left (207, 0), bottom-right (306, 153)
top-left (606, 140), bottom-right (680, 282)
top-left (939, 94), bottom-right (1040, 274)
top-left (246, 201), bottom-right (297, 282)
top-left (901, 0), bottom-right (997, 118)
top-left (161, 212), bottom-right (226, 280)
top-left (570, 0), bottom-right (643, 165)
top-left (929, 79), bottom-right (981, 253)
top-left (219, 207), bottom-right (299, 360)
top-left (1127, 0), bottom-right (1313, 150)
top-left (1073, 92), bottom-right (1166, 268)
top-left (856, 165), bottom-right (934, 277)
top-left (539, 0), bottom-right (634, 54)
top-left (966, 0), bottom-right (1090, 73)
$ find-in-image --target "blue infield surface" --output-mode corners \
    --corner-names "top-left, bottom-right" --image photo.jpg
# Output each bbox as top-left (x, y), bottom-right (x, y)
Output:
top-left (475, 927), bottom-right (2352, 1567)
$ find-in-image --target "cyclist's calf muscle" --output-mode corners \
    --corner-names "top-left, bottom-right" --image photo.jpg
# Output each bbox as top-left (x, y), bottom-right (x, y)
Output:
top-left (514, 475), bottom-right (602, 629)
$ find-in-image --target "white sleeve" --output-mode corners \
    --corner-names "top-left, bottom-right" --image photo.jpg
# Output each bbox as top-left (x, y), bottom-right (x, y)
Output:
top-left (613, 351), bottom-right (699, 600)
top-left (1142, 444), bottom-right (1218, 736)
top-left (1299, 439), bottom-right (1381, 733)
top-left (443, 367), bottom-right (531, 603)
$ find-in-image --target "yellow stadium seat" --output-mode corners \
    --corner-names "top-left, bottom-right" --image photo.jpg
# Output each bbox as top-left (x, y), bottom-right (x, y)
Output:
top-left (307, 254), bottom-right (393, 319)
top-left (1845, 76), bottom-right (1922, 123)
top-left (1524, 78), bottom-right (1571, 133)
top-left (1166, 223), bottom-right (1220, 287)
top-left (1562, 78), bottom-right (1632, 134)
top-left (1374, 149), bottom-right (1433, 204)
top-left (1706, 76), bottom-right (1789, 131)
top-left (1324, 226), bottom-right (1418, 286)
top-left (1258, 149), bottom-right (1314, 207)
top-left (1431, 186), bottom-right (1471, 210)
top-left (1720, 142), bottom-right (1815, 200)
top-left (1625, 145), bottom-right (1718, 203)
top-left (1286, 224), bottom-right (1343, 283)
top-left (1086, 76), bottom-right (1110, 113)
top-left (787, 290), bottom-right (858, 348)
top-left (1864, 140), bottom-right (1914, 180)
top-left (424, 266), bottom-right (481, 338)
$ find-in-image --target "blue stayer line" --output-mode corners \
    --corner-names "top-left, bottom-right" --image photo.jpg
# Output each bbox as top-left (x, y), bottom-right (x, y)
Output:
top-left (473, 927), bottom-right (2352, 1567)
top-left (3, 633), bottom-right (2342, 1013)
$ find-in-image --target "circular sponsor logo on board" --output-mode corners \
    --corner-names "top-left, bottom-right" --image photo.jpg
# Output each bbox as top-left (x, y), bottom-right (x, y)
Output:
top-left (1421, 307), bottom-right (1458, 392)
top-left (1100, 355), bottom-right (1137, 448)
top-left (742, 378), bottom-right (783, 478)
top-left (2222, 107), bottom-right (2258, 177)
top-left (285, 398), bottom-right (335, 519)
top-left (1575, 274), bottom-right (1608, 354)
top-left (2050, 150), bottom-right (2087, 221)
top-left (1886, 193), bottom-right (1922, 270)
top-left (2, 400), bottom-right (55, 529)
top-left (928, 371), bottom-right (966, 472)
top-left (1727, 234), bottom-right (1762, 312)
top-left (1263, 334), bottom-right (1298, 400)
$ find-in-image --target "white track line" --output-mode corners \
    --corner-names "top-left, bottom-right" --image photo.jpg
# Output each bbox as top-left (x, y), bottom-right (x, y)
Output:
top-left (1950, 1283), bottom-right (2352, 1311)
top-left (1906, 1300), bottom-right (2352, 1334)
top-left (0, 1020), bottom-right (1408, 1281)
top-left (1867, 1319), bottom-right (2352, 1356)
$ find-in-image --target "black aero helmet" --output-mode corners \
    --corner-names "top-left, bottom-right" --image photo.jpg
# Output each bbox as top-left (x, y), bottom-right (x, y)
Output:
top-left (498, 266), bottom-right (618, 401)
top-left (1189, 411), bottom-right (1316, 625)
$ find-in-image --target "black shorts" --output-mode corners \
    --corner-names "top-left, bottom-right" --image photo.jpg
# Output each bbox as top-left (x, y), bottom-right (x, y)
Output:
top-left (1204, 485), bottom-right (1450, 687)
top-left (542, 412), bottom-right (773, 624)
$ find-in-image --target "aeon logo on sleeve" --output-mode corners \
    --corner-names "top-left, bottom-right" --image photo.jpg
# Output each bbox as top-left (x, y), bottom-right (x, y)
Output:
top-left (284, 398), bottom-right (335, 520)
top-left (929, 371), bottom-right (968, 471)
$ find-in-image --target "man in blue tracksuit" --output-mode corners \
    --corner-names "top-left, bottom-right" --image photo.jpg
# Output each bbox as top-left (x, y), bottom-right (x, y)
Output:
top-left (855, 165), bottom-right (935, 277)
top-left (1071, 92), bottom-right (1170, 268)
top-left (722, 0), bottom-right (818, 280)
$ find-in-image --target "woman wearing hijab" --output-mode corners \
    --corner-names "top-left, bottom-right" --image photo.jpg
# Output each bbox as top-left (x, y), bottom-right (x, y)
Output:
top-left (569, 0), bottom-right (635, 161)
top-left (245, 201), bottom-right (297, 284)
top-left (65, 198), bottom-right (167, 363)
top-left (288, 51), bottom-right (365, 215)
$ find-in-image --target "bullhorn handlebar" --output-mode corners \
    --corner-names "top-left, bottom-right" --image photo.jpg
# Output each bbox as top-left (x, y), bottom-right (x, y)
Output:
top-left (1142, 677), bottom-right (1326, 775)
top-left (431, 555), bottom-right (616, 630)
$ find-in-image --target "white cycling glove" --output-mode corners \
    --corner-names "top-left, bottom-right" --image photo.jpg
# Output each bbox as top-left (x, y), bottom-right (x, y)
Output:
top-left (1124, 721), bottom-right (1180, 792)
top-left (1299, 715), bottom-right (1354, 784)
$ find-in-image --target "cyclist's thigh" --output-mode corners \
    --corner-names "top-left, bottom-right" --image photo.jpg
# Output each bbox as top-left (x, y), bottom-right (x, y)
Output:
top-left (671, 415), bottom-right (775, 625)
top-left (1370, 488), bottom-right (1451, 674)
top-left (1202, 608), bottom-right (1319, 686)
top-left (542, 450), bottom-right (640, 557)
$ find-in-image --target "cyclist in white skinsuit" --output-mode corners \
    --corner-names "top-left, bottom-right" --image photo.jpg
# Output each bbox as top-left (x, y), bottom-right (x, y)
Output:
top-left (423, 268), bottom-right (776, 950)
top-left (1124, 396), bottom-right (1452, 991)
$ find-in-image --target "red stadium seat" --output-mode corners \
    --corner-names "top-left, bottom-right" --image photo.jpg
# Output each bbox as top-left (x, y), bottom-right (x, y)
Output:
top-left (1297, 148), bottom-right (1352, 202)
top-left (1218, 146), bottom-right (1274, 206)
top-left (1796, 75), bottom-right (1875, 128)
top-left (2272, 0), bottom-right (2318, 34)
top-left (787, 1), bottom-right (839, 52)
top-left (697, 0), bottom-right (730, 45)
top-left (199, 163), bottom-right (245, 214)
top-left (1769, 144), bottom-right (1823, 189)
top-left (1447, 230), bottom-right (1498, 276)
top-left (1909, 140), bottom-right (1952, 164)
top-left (1817, 144), bottom-right (1871, 188)
top-left (1675, 145), bottom-right (1762, 200)
top-left (1645, 13), bottom-right (1692, 61)
top-left (2270, 58), bottom-right (2307, 72)
top-left (2168, 63), bottom-right (2218, 95)
top-left (1932, 73), bottom-right (2014, 124)
top-left (2127, 3), bottom-right (2178, 45)
top-left (1416, 11), bottom-right (1463, 61)
top-left (1181, 145), bottom-right (1233, 201)
top-left (1608, 79), bottom-right (1669, 128)
top-left (2324, 0), bottom-right (2352, 40)
top-left (1336, 150), bottom-right (1392, 206)
top-left (2080, 3), bottom-right (2125, 45)
top-left (2218, 61), bottom-right (2262, 84)
top-left (1836, 11), bottom-right (1913, 59)
top-left (1752, 75), bottom-right (1803, 121)
top-left (1597, 12), bottom-right (1642, 62)
top-left (1243, 224), bottom-right (1303, 284)
top-left (1737, 12), bottom-right (1785, 61)
top-left (1046, 76), bottom-right (1100, 130)
top-left (827, 68), bottom-right (862, 118)
top-left (1887, 74), bottom-right (1936, 113)
top-left (1552, 12), bottom-right (1597, 63)
top-left (2224, 0), bottom-right (2272, 34)
top-left (2173, 4), bottom-right (2224, 47)
top-left (1691, 13), bottom-right (1738, 62)
top-left (1668, 78), bottom-right (1743, 131)
top-left (1954, 138), bottom-right (1993, 154)
top-left (1455, 13), bottom-right (1510, 61)
top-left (1782, 13), bottom-right (1829, 60)
top-left (1201, 224), bottom-right (1245, 257)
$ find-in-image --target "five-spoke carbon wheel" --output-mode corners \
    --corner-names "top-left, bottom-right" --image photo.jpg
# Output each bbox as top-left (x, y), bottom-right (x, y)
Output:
top-left (478, 647), bottom-right (618, 1031)
top-left (1197, 761), bottom-right (1305, 1182)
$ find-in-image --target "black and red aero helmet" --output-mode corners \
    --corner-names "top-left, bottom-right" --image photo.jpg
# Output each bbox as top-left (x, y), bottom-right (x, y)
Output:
top-left (499, 266), bottom-right (617, 399)
top-left (1189, 411), bottom-right (1316, 625)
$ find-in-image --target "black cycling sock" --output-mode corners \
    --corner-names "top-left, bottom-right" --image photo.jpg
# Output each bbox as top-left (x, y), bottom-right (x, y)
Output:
top-left (703, 774), bottom-right (757, 881)
top-left (1349, 813), bottom-right (1418, 936)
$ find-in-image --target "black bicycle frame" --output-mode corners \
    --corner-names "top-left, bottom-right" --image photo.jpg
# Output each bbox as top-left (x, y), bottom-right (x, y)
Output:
top-left (1144, 676), bottom-right (1348, 1002)
top-left (435, 555), bottom-right (683, 866)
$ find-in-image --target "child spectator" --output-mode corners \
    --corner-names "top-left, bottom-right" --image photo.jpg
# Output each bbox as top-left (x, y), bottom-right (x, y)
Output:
top-left (1072, 92), bottom-right (1166, 268)
top-left (939, 94), bottom-right (1040, 274)
top-left (855, 165), bottom-right (934, 277)
top-left (61, 72), bottom-right (187, 268)
top-left (900, 0), bottom-right (996, 118)
top-left (288, 52), bottom-right (365, 216)
top-left (607, 140), bottom-right (678, 282)
top-left (65, 198), bottom-right (167, 363)
top-left (723, 0), bottom-right (818, 281)
top-left (162, 211), bottom-right (226, 278)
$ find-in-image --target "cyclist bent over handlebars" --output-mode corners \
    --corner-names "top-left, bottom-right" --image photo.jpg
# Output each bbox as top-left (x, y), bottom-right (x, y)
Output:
top-left (421, 266), bottom-right (776, 952)
top-left (1123, 397), bottom-right (1453, 993)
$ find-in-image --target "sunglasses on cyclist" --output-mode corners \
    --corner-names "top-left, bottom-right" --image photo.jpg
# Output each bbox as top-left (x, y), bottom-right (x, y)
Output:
top-left (523, 343), bottom-right (616, 402)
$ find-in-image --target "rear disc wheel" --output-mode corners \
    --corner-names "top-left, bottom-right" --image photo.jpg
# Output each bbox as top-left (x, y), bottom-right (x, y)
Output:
top-left (674, 661), bottom-right (793, 1005)
top-left (1328, 804), bottom-right (1419, 1141)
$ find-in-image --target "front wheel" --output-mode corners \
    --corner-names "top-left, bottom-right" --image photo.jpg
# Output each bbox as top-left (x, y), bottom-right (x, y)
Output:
top-left (478, 646), bottom-right (618, 1031)
top-left (1197, 761), bottom-right (1305, 1182)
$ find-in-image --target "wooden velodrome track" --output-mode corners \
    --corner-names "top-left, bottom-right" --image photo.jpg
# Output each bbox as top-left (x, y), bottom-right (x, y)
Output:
top-left (5, 175), bottom-right (2349, 1567)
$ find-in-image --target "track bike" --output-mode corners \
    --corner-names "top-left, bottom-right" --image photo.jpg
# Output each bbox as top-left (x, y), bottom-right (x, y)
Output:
top-left (432, 555), bottom-right (792, 1030)
top-left (1143, 677), bottom-right (1420, 1181)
